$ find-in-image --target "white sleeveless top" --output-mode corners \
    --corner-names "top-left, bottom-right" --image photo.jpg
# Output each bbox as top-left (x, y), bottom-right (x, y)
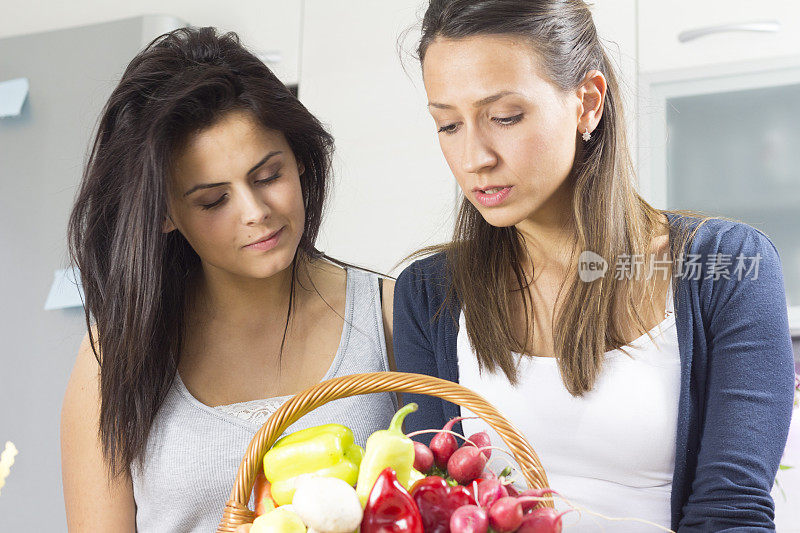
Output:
top-left (130, 267), bottom-right (398, 533)
top-left (457, 284), bottom-right (679, 532)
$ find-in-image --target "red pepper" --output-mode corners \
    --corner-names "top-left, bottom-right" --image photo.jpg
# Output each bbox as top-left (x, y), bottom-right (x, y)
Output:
top-left (410, 475), bottom-right (476, 533)
top-left (361, 468), bottom-right (423, 533)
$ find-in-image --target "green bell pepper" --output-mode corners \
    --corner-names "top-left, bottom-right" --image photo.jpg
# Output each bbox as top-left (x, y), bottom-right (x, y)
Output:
top-left (355, 403), bottom-right (418, 506)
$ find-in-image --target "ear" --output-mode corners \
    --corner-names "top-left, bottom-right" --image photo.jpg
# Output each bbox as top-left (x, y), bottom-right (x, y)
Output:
top-left (297, 162), bottom-right (306, 176)
top-left (162, 214), bottom-right (177, 234)
top-left (576, 69), bottom-right (607, 135)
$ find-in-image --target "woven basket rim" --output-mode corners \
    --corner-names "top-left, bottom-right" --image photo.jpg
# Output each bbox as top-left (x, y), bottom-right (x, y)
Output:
top-left (216, 371), bottom-right (551, 532)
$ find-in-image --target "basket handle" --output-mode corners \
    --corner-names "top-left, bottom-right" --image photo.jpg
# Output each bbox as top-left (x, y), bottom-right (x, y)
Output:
top-left (217, 371), bottom-right (551, 532)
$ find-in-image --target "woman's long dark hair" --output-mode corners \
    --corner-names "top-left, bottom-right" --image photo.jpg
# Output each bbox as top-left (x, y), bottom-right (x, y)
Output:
top-left (409, 0), bottom-right (710, 395)
top-left (67, 27), bottom-right (336, 477)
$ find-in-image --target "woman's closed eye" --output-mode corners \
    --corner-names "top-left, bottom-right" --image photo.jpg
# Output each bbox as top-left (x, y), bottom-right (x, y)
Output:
top-left (492, 113), bottom-right (524, 127)
top-left (199, 173), bottom-right (281, 210)
top-left (437, 122), bottom-right (459, 135)
top-left (256, 173), bottom-right (281, 186)
top-left (201, 194), bottom-right (228, 210)
top-left (437, 113), bottom-right (524, 135)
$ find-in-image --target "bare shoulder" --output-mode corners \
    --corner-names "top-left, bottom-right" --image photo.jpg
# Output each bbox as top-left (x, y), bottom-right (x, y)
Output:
top-left (304, 257), bottom-right (347, 309)
top-left (380, 277), bottom-right (395, 325)
top-left (380, 277), bottom-right (396, 371)
top-left (305, 257), bottom-right (347, 289)
top-left (61, 325), bottom-right (136, 531)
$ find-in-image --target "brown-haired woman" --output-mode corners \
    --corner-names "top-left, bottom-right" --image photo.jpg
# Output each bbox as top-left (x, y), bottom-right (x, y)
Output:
top-left (60, 27), bottom-right (397, 531)
top-left (393, 1), bottom-right (795, 530)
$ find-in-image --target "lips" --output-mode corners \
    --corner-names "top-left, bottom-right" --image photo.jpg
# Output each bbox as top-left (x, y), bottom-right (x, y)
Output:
top-left (473, 186), bottom-right (513, 208)
top-left (244, 227), bottom-right (283, 248)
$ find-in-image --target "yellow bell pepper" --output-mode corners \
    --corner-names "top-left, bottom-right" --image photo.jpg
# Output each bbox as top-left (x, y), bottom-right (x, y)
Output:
top-left (263, 423), bottom-right (364, 505)
top-left (250, 506), bottom-right (306, 533)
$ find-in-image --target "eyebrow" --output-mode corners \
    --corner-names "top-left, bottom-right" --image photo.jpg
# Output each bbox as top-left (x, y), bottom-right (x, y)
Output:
top-left (183, 150), bottom-right (283, 197)
top-left (428, 91), bottom-right (521, 110)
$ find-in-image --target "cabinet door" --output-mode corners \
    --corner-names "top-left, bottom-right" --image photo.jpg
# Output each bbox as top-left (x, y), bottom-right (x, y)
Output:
top-left (665, 80), bottom-right (800, 313)
top-left (299, 0), bottom-right (456, 274)
top-left (639, 0), bottom-right (800, 73)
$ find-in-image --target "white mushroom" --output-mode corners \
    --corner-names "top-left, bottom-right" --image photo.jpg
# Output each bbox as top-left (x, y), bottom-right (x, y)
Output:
top-left (292, 476), bottom-right (363, 533)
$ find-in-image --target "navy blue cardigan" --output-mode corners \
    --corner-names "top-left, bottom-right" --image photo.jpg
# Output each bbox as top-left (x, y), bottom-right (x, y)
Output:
top-left (393, 213), bottom-right (795, 531)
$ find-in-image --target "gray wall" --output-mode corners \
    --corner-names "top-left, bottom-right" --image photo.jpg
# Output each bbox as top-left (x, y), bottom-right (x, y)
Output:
top-left (0, 16), bottom-right (182, 530)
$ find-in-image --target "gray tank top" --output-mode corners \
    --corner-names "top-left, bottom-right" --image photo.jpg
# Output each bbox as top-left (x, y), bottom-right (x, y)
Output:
top-left (130, 267), bottom-right (398, 532)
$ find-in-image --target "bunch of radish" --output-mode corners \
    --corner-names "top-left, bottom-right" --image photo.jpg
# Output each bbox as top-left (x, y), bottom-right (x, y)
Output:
top-left (445, 482), bottom-right (569, 533)
top-left (411, 418), bottom-right (570, 533)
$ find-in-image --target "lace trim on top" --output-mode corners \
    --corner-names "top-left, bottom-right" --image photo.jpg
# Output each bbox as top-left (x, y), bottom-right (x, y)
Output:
top-left (213, 395), bottom-right (293, 426)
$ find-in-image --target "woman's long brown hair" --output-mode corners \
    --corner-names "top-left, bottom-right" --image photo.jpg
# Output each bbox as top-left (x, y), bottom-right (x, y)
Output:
top-left (411, 0), bottom-right (711, 396)
top-left (67, 27), bottom-right (338, 477)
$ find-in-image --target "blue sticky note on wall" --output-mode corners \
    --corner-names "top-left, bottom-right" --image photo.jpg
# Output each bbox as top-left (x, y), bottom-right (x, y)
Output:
top-left (0, 77), bottom-right (29, 118)
top-left (44, 267), bottom-right (85, 310)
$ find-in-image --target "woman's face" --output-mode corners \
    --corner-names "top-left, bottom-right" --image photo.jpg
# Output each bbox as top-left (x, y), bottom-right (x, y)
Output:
top-left (422, 35), bottom-right (597, 228)
top-left (163, 110), bottom-right (306, 280)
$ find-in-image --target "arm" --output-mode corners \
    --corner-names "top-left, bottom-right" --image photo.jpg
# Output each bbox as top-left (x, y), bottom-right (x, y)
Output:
top-left (61, 329), bottom-right (136, 532)
top-left (392, 261), bottom-right (450, 444)
top-left (679, 226), bottom-right (795, 531)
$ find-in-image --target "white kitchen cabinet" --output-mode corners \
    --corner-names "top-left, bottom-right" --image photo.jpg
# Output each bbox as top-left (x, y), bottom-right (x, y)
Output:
top-left (299, 0), bottom-right (456, 275)
top-left (638, 0), bottom-right (800, 73)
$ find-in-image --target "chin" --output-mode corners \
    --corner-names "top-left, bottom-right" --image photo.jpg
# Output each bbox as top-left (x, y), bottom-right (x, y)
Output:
top-left (474, 206), bottom-right (526, 229)
top-left (244, 250), bottom-right (296, 280)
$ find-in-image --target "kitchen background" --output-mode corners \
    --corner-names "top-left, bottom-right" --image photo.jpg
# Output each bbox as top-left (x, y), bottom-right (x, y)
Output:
top-left (1, 0), bottom-right (798, 530)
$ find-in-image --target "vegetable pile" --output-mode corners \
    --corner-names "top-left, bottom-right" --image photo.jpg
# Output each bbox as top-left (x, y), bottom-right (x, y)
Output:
top-left (249, 404), bottom-right (566, 533)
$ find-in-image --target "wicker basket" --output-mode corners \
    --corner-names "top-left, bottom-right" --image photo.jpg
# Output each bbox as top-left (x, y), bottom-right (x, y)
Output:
top-left (216, 371), bottom-right (552, 532)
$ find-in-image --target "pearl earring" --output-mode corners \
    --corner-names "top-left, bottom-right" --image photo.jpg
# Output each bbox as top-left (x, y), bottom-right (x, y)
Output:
top-left (582, 127), bottom-right (591, 142)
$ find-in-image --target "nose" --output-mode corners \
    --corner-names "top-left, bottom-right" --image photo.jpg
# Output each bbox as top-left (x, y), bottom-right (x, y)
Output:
top-left (461, 124), bottom-right (498, 174)
top-left (239, 187), bottom-right (271, 226)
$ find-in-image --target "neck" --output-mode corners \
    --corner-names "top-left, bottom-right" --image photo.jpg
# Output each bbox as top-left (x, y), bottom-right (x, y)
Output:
top-left (188, 258), bottom-right (299, 335)
top-left (515, 182), bottom-right (577, 277)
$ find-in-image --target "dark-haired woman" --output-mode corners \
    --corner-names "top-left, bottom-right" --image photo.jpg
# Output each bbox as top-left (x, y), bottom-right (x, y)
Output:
top-left (393, 1), bottom-right (795, 530)
top-left (60, 27), bottom-right (397, 532)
